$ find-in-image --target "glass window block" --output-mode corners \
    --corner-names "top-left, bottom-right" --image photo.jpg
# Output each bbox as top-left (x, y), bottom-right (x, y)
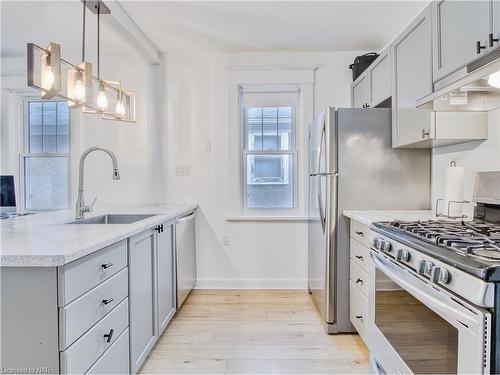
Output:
top-left (42, 102), bottom-right (57, 153)
top-left (247, 107), bottom-right (263, 150)
top-left (24, 156), bottom-right (68, 210)
top-left (246, 154), bottom-right (293, 209)
top-left (28, 102), bottom-right (43, 153)
top-left (278, 106), bottom-right (293, 150)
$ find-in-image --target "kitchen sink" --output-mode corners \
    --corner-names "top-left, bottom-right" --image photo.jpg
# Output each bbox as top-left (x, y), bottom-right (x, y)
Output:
top-left (67, 214), bottom-right (157, 225)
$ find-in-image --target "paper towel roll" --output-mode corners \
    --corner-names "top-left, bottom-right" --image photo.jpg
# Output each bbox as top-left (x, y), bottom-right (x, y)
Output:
top-left (444, 165), bottom-right (465, 218)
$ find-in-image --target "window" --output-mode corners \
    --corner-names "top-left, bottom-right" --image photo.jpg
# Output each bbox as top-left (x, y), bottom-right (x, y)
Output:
top-left (22, 100), bottom-right (70, 210)
top-left (242, 92), bottom-right (297, 210)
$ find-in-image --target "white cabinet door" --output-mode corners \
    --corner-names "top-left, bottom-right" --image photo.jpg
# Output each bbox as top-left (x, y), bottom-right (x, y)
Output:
top-left (392, 5), bottom-right (433, 148)
top-left (369, 51), bottom-right (391, 107)
top-left (494, 0), bottom-right (500, 51)
top-left (432, 0), bottom-right (491, 82)
top-left (129, 229), bottom-right (157, 374)
top-left (351, 75), bottom-right (368, 108)
top-left (157, 222), bottom-right (176, 335)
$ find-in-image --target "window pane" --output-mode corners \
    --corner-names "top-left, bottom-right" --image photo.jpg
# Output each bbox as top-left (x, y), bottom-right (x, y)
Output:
top-left (57, 102), bottom-right (70, 153)
top-left (42, 102), bottom-right (57, 153)
top-left (278, 106), bottom-right (292, 150)
top-left (28, 102), bottom-right (43, 153)
top-left (24, 157), bottom-right (68, 210)
top-left (246, 154), bottom-right (293, 209)
top-left (247, 107), bottom-right (263, 150)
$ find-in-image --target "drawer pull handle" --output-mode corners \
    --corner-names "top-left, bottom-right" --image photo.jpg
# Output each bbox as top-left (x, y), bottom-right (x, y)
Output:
top-left (355, 315), bottom-right (363, 320)
top-left (101, 262), bottom-right (113, 269)
top-left (355, 255), bottom-right (364, 260)
top-left (355, 278), bottom-right (364, 285)
top-left (102, 298), bottom-right (114, 305)
top-left (355, 231), bottom-right (364, 236)
top-left (104, 328), bottom-right (114, 343)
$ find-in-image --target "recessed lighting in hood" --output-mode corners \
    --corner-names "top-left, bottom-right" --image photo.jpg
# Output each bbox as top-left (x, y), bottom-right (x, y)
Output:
top-left (488, 70), bottom-right (500, 89)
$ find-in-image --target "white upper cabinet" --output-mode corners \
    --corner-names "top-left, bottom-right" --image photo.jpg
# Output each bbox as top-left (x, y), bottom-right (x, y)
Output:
top-left (432, 0), bottom-right (492, 83)
top-left (352, 75), bottom-right (368, 108)
top-left (369, 50), bottom-right (391, 107)
top-left (494, 0), bottom-right (500, 50)
top-left (391, 6), bottom-right (433, 147)
top-left (350, 49), bottom-right (391, 109)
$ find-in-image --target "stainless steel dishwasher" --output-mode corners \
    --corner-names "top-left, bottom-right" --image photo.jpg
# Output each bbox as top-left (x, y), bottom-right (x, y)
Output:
top-left (175, 210), bottom-right (196, 307)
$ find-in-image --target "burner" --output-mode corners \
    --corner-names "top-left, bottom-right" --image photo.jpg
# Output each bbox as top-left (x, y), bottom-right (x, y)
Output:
top-left (387, 219), bottom-right (500, 263)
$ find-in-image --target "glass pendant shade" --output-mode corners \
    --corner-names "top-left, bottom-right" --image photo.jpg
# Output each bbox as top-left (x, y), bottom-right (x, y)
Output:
top-left (40, 43), bottom-right (61, 99)
top-left (488, 70), bottom-right (500, 89)
top-left (115, 98), bottom-right (125, 117)
top-left (97, 83), bottom-right (108, 110)
top-left (67, 62), bottom-right (93, 108)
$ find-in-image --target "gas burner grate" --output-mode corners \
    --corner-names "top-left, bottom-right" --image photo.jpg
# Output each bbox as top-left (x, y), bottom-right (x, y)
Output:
top-left (387, 219), bottom-right (500, 263)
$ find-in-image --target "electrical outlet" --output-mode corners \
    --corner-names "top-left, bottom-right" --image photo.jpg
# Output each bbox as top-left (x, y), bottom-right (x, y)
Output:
top-left (222, 234), bottom-right (230, 246)
top-left (203, 140), bottom-right (212, 152)
top-left (175, 165), bottom-right (191, 176)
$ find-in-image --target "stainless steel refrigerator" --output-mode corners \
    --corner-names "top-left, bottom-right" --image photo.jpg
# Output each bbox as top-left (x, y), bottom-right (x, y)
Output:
top-left (308, 107), bottom-right (430, 333)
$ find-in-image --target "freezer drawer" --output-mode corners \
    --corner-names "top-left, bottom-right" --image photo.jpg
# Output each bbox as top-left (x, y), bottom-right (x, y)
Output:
top-left (176, 211), bottom-right (196, 308)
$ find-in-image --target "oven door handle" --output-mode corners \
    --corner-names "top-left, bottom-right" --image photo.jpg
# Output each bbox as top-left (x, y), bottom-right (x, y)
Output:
top-left (370, 251), bottom-right (477, 328)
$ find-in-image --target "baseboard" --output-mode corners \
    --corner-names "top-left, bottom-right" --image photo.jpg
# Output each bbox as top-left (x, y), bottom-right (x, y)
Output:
top-left (194, 279), bottom-right (308, 289)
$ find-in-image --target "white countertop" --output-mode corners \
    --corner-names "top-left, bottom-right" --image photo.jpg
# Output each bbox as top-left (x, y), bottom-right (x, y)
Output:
top-left (343, 209), bottom-right (439, 226)
top-left (0, 203), bottom-right (197, 267)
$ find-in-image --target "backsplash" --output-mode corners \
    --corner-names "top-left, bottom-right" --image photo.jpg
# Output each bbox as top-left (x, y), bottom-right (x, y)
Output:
top-left (432, 109), bottom-right (500, 219)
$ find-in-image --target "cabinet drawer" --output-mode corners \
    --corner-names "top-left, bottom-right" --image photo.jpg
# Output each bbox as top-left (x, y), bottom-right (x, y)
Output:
top-left (350, 281), bottom-right (369, 343)
top-left (350, 220), bottom-right (370, 248)
top-left (59, 268), bottom-right (129, 350)
top-left (350, 238), bottom-right (370, 272)
top-left (350, 259), bottom-right (369, 297)
top-left (58, 240), bottom-right (127, 306)
top-left (60, 298), bottom-right (129, 374)
top-left (86, 328), bottom-right (129, 374)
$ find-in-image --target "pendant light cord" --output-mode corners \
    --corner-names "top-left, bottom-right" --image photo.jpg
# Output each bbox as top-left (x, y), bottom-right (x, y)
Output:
top-left (97, 2), bottom-right (100, 80)
top-left (81, 0), bottom-right (86, 62)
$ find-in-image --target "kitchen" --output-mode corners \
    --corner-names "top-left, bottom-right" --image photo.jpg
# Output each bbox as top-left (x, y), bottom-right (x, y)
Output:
top-left (1, 1), bottom-right (500, 374)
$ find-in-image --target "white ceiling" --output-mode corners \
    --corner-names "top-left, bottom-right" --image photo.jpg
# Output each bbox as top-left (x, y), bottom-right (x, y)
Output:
top-left (121, 1), bottom-right (428, 52)
top-left (0, 1), bottom-right (132, 58)
top-left (1, 1), bottom-right (428, 58)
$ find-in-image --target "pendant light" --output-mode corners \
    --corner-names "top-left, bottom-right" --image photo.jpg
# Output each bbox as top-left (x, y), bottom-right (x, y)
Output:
top-left (27, 0), bottom-right (137, 122)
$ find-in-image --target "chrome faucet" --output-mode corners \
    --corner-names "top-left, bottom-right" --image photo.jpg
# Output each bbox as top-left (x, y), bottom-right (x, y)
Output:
top-left (75, 146), bottom-right (120, 220)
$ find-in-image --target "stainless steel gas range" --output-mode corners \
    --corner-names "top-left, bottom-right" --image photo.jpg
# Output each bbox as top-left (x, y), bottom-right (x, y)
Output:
top-left (368, 172), bottom-right (500, 375)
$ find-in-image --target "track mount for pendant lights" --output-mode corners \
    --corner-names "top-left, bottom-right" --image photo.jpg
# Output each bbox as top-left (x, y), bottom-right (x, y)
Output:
top-left (26, 0), bottom-right (136, 122)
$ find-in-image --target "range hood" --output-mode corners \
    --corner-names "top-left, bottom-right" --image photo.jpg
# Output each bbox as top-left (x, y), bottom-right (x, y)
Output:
top-left (417, 48), bottom-right (500, 112)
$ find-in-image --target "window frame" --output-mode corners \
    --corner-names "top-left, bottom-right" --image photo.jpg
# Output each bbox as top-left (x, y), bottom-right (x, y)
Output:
top-left (20, 98), bottom-right (71, 211)
top-left (242, 102), bottom-right (297, 210)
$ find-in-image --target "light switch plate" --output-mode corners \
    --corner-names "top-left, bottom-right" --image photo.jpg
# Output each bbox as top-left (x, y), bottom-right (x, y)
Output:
top-left (203, 140), bottom-right (212, 152)
top-left (175, 165), bottom-right (191, 176)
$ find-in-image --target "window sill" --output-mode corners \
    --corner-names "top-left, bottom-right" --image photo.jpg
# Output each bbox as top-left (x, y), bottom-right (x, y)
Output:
top-left (225, 215), bottom-right (309, 222)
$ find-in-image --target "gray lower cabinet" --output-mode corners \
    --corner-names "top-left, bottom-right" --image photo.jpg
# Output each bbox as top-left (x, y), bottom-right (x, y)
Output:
top-left (157, 221), bottom-right (176, 334)
top-left (391, 5), bottom-right (433, 148)
top-left (432, 0), bottom-right (491, 83)
top-left (129, 228), bottom-right (158, 374)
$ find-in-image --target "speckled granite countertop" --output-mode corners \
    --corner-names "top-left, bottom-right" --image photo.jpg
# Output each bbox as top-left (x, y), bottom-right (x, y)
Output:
top-left (1, 203), bottom-right (197, 267)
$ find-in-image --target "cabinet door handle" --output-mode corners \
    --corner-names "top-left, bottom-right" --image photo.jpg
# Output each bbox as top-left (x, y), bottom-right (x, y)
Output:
top-left (421, 129), bottom-right (430, 139)
top-left (356, 278), bottom-right (364, 285)
top-left (103, 328), bottom-right (114, 343)
top-left (355, 315), bottom-right (363, 320)
top-left (477, 40), bottom-right (486, 54)
top-left (101, 262), bottom-right (113, 269)
top-left (355, 231), bottom-right (364, 236)
top-left (355, 255), bottom-right (364, 260)
top-left (490, 33), bottom-right (499, 48)
top-left (102, 298), bottom-right (114, 305)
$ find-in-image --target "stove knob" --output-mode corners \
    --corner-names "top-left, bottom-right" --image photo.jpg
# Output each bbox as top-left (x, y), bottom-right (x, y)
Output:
top-left (430, 267), bottom-right (450, 284)
top-left (373, 237), bottom-right (380, 249)
top-left (418, 260), bottom-right (434, 275)
top-left (396, 249), bottom-right (410, 262)
top-left (382, 241), bottom-right (392, 253)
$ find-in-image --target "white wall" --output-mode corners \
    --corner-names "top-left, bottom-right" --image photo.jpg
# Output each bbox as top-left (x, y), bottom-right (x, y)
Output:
top-left (163, 51), bottom-right (361, 288)
top-left (431, 109), bottom-right (500, 218)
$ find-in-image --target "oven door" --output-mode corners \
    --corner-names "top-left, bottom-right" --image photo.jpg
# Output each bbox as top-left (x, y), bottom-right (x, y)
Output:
top-left (369, 250), bottom-right (491, 374)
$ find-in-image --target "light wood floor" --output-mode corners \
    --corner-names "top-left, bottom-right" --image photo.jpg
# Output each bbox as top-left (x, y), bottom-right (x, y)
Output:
top-left (140, 290), bottom-right (369, 374)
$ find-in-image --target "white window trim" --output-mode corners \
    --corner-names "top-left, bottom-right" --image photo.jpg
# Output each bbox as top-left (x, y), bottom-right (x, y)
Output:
top-left (226, 66), bottom-right (315, 220)
top-left (20, 97), bottom-right (71, 211)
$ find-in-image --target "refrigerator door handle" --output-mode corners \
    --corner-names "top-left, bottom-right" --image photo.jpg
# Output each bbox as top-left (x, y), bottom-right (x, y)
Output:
top-left (317, 115), bottom-right (326, 175)
top-left (318, 175), bottom-right (325, 232)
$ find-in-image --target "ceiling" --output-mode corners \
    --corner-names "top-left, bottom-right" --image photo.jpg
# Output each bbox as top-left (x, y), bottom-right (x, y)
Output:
top-left (0, 1), bottom-right (132, 58)
top-left (1, 1), bottom-right (428, 58)
top-left (121, 1), bottom-right (428, 52)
